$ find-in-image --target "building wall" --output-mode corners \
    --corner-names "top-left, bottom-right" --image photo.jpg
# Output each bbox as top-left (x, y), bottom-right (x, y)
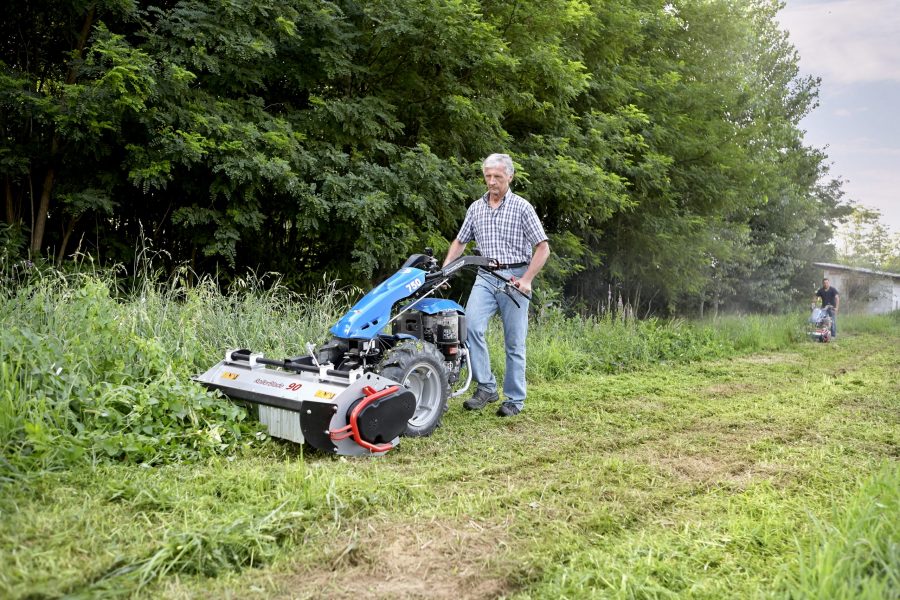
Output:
top-left (820, 269), bottom-right (900, 315)
top-left (821, 270), bottom-right (851, 311)
top-left (870, 278), bottom-right (894, 314)
top-left (893, 281), bottom-right (900, 312)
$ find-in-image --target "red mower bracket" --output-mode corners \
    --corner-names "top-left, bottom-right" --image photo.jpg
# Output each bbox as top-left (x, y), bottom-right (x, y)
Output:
top-left (329, 385), bottom-right (402, 453)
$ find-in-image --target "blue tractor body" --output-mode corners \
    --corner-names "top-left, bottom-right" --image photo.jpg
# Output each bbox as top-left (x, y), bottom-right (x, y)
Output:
top-left (331, 267), bottom-right (465, 340)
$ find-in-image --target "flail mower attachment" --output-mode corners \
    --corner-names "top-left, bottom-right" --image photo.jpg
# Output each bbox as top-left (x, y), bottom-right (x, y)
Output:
top-left (194, 349), bottom-right (416, 456)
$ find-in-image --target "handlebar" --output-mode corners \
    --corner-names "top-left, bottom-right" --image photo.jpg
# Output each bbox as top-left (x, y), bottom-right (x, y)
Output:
top-left (426, 254), bottom-right (497, 278)
top-left (480, 268), bottom-right (533, 306)
top-left (421, 254), bottom-right (533, 305)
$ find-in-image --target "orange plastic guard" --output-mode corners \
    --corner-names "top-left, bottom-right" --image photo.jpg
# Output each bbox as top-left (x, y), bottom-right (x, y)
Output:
top-left (329, 385), bottom-right (401, 453)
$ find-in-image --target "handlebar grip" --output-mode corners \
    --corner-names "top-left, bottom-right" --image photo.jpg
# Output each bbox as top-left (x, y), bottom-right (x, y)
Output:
top-left (508, 283), bottom-right (532, 302)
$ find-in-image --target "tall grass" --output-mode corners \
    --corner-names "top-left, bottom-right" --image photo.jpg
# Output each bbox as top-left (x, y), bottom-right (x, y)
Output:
top-left (2, 259), bottom-right (893, 479)
top-left (778, 462), bottom-right (899, 599)
top-left (839, 310), bottom-right (900, 335)
top-left (520, 308), bottom-right (806, 381)
top-left (0, 262), bottom-right (352, 479)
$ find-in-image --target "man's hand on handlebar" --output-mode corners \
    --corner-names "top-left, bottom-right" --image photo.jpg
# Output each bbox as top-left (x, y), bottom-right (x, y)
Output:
top-left (509, 275), bottom-right (533, 296)
top-left (494, 274), bottom-right (532, 308)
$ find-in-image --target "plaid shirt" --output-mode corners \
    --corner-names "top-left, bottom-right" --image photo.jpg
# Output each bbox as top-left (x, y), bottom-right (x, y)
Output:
top-left (456, 189), bottom-right (548, 264)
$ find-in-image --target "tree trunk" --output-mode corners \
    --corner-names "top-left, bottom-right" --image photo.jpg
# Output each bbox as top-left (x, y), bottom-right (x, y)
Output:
top-left (56, 215), bottom-right (79, 264)
top-left (31, 166), bottom-right (55, 256)
top-left (4, 177), bottom-right (14, 224)
top-left (30, 5), bottom-right (96, 257)
top-left (67, 4), bottom-right (96, 85)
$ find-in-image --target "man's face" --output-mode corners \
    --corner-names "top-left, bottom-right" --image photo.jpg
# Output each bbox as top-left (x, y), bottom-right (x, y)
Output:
top-left (483, 166), bottom-right (512, 201)
top-left (823, 279), bottom-right (830, 289)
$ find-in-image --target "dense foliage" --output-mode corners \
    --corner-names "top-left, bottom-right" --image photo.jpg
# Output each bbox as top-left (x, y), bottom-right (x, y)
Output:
top-left (836, 207), bottom-right (900, 272)
top-left (1, 0), bottom-right (846, 312)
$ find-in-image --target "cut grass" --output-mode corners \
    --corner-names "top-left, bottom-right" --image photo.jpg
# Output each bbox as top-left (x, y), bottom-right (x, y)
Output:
top-left (1, 324), bottom-right (896, 599)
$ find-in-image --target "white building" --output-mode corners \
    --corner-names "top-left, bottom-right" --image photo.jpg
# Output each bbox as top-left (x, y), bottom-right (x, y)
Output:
top-left (813, 263), bottom-right (900, 314)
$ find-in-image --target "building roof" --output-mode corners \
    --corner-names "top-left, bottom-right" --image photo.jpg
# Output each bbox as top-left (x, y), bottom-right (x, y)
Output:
top-left (814, 262), bottom-right (900, 280)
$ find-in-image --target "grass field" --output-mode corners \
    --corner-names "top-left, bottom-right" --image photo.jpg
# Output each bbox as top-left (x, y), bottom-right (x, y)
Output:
top-left (0, 270), bottom-right (897, 599)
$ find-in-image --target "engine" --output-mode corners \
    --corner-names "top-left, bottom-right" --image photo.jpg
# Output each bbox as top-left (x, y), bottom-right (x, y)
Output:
top-left (394, 309), bottom-right (467, 382)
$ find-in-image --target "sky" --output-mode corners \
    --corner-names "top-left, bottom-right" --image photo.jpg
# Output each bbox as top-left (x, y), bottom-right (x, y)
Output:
top-left (777, 0), bottom-right (900, 235)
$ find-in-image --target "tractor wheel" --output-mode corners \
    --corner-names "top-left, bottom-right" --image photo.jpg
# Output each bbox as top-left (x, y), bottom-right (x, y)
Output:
top-left (377, 340), bottom-right (449, 437)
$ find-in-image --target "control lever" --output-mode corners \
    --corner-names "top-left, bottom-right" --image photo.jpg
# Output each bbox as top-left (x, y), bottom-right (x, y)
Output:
top-left (307, 342), bottom-right (321, 367)
top-left (486, 270), bottom-right (532, 307)
top-left (504, 283), bottom-right (521, 308)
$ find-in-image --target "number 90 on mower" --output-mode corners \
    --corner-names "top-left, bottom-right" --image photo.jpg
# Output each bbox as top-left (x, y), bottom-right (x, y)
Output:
top-left (192, 251), bottom-right (530, 456)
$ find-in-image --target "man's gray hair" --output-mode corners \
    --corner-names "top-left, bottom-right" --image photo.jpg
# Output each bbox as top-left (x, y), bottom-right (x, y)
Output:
top-left (482, 153), bottom-right (515, 177)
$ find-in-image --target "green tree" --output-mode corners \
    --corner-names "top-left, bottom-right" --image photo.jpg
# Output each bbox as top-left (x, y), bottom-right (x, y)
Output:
top-left (564, 0), bottom-right (845, 314)
top-left (1, 0), bottom-right (847, 315)
top-left (0, 2), bottom-right (155, 260)
top-left (838, 206), bottom-right (900, 271)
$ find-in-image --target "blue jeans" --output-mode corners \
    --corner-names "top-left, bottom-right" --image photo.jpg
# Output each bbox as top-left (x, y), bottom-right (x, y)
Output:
top-left (827, 307), bottom-right (837, 338)
top-left (465, 266), bottom-right (529, 409)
